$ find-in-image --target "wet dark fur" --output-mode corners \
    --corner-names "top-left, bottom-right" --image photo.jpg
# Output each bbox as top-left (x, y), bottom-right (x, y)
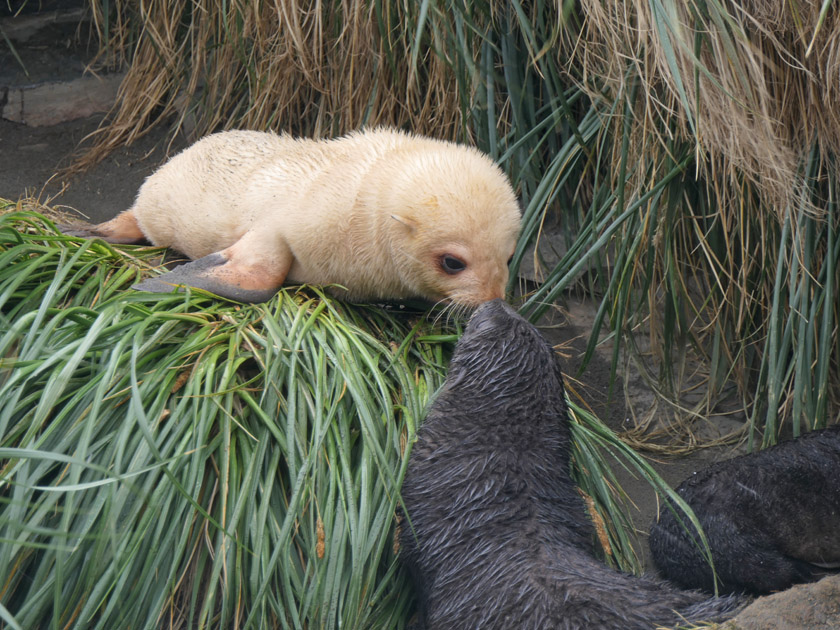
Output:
top-left (650, 425), bottom-right (840, 595)
top-left (400, 299), bottom-right (743, 629)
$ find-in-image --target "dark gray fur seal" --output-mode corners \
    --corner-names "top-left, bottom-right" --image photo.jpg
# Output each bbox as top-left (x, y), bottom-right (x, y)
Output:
top-left (399, 299), bottom-right (743, 629)
top-left (650, 424), bottom-right (840, 595)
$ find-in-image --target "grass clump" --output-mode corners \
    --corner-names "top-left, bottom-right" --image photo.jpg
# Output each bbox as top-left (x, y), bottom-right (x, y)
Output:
top-left (0, 204), bottom-right (448, 628)
top-left (561, 1), bottom-right (840, 445)
top-left (0, 202), bottom-right (697, 628)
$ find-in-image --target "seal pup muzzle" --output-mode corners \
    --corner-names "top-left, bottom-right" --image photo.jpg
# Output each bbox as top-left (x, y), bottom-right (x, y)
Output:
top-left (60, 128), bottom-right (521, 307)
top-left (399, 299), bottom-right (744, 629)
top-left (650, 424), bottom-right (840, 595)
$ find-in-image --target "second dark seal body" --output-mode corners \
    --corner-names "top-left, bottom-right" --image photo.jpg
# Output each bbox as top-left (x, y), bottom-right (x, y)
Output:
top-left (650, 424), bottom-right (840, 595)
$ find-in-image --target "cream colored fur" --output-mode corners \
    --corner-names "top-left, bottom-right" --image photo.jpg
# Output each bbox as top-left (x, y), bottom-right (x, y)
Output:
top-left (121, 128), bottom-right (521, 306)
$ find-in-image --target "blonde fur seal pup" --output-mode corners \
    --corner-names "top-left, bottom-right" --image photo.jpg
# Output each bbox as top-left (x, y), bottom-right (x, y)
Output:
top-left (60, 128), bottom-right (521, 306)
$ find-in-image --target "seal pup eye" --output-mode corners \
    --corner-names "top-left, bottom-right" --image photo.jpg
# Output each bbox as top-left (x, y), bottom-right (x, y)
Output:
top-left (440, 255), bottom-right (467, 275)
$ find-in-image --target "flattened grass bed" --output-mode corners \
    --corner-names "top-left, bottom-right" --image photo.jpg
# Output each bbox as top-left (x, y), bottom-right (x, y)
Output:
top-left (0, 202), bottom-right (704, 629)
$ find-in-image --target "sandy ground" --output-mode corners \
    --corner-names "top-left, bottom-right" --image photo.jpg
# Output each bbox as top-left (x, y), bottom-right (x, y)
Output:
top-left (1, 116), bottom-right (184, 222)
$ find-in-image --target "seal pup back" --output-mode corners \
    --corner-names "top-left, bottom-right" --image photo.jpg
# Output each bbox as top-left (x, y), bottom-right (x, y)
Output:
top-left (60, 129), bottom-right (521, 307)
top-left (400, 299), bottom-right (743, 629)
top-left (650, 425), bottom-right (840, 595)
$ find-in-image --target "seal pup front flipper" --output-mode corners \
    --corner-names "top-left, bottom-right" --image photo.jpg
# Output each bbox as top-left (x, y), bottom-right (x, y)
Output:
top-left (59, 210), bottom-right (149, 245)
top-left (134, 232), bottom-right (292, 303)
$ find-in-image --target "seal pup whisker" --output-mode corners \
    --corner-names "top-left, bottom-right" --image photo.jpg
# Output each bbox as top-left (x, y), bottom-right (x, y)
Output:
top-left (429, 299), bottom-right (471, 329)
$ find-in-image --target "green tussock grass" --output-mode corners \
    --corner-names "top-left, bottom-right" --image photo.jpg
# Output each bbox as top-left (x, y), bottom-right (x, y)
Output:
top-left (73, 0), bottom-right (840, 444)
top-left (0, 203), bottom-right (710, 628)
top-left (0, 205), bottom-right (447, 629)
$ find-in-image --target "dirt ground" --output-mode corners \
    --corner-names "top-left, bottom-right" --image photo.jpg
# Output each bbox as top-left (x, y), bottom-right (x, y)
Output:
top-left (0, 112), bottom-right (744, 572)
top-left (0, 115), bottom-right (184, 222)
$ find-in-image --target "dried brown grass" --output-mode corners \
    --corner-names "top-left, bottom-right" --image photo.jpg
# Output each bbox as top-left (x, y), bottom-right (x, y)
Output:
top-left (558, 1), bottom-right (840, 440)
top-left (574, 0), bottom-right (840, 210)
top-left (76, 0), bottom-right (477, 170)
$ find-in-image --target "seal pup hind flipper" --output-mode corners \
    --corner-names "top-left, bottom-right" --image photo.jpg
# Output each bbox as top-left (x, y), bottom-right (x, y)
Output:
top-left (133, 229), bottom-right (293, 302)
top-left (63, 210), bottom-right (292, 302)
top-left (59, 210), bottom-right (148, 245)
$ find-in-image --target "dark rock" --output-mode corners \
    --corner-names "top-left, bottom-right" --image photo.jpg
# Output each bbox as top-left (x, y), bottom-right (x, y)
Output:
top-left (722, 575), bottom-right (840, 630)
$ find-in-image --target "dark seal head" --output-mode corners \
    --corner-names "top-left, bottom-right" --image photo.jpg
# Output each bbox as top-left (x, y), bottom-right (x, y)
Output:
top-left (400, 299), bottom-right (743, 630)
top-left (650, 424), bottom-right (840, 595)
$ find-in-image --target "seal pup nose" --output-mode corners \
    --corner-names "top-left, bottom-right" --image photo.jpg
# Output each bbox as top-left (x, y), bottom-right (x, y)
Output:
top-left (469, 297), bottom-right (518, 321)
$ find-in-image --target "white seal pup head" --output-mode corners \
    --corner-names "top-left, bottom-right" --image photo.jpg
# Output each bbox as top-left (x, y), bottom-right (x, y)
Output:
top-left (372, 139), bottom-right (521, 309)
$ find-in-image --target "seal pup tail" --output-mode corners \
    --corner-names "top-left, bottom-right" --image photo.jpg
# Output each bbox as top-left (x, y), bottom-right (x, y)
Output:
top-left (59, 210), bottom-right (148, 245)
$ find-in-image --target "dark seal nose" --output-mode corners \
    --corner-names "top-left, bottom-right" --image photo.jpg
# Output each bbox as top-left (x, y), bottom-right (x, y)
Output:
top-left (466, 298), bottom-right (523, 337)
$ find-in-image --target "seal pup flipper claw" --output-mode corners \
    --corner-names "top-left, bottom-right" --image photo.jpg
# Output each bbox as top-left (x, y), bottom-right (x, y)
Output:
top-left (59, 210), bottom-right (148, 245)
top-left (133, 235), bottom-right (292, 303)
top-left (133, 253), bottom-right (286, 303)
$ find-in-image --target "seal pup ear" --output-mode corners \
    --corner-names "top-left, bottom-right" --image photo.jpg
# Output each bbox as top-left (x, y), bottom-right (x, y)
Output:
top-left (390, 214), bottom-right (417, 232)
